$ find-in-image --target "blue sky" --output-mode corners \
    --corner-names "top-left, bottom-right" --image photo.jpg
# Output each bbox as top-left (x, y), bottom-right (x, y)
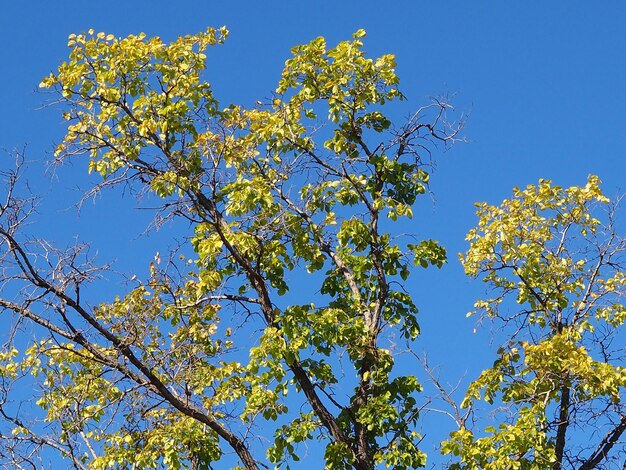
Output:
top-left (2, 1), bottom-right (626, 467)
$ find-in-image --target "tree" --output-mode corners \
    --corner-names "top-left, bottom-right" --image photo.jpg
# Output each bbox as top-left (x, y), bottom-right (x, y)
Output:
top-left (443, 176), bottom-right (626, 468)
top-left (0, 28), bottom-right (460, 469)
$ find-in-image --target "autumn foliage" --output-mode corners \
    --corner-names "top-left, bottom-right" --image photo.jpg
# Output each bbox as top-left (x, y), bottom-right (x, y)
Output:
top-left (0, 27), bottom-right (623, 469)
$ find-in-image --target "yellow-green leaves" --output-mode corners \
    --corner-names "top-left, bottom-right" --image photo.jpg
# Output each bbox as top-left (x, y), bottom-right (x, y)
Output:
top-left (32, 26), bottom-right (460, 470)
top-left (444, 405), bottom-right (556, 469)
top-left (91, 415), bottom-right (222, 470)
top-left (277, 30), bottom-right (402, 131)
top-left (449, 176), bottom-right (626, 468)
top-left (409, 240), bottom-right (446, 269)
top-left (462, 176), bottom-right (611, 322)
top-left (41, 27), bottom-right (226, 179)
top-left (267, 412), bottom-right (319, 465)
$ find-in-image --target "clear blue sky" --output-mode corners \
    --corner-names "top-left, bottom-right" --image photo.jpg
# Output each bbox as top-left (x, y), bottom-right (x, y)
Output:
top-left (2, 1), bottom-right (626, 466)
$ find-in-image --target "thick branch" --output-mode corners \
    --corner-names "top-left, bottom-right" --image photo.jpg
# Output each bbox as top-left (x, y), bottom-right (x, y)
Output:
top-left (192, 190), bottom-right (357, 463)
top-left (552, 384), bottom-right (570, 470)
top-left (0, 231), bottom-right (260, 470)
top-left (579, 413), bottom-right (626, 470)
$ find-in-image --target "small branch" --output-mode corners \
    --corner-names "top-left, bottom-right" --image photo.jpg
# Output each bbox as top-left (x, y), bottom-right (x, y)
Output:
top-left (579, 413), bottom-right (626, 470)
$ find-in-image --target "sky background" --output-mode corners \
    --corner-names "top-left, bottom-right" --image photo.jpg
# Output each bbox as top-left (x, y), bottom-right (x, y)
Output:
top-left (2, 1), bottom-right (626, 467)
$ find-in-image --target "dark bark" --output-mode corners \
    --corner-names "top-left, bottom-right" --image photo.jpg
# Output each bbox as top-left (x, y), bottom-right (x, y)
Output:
top-left (579, 414), bottom-right (626, 470)
top-left (552, 384), bottom-right (570, 470)
top-left (0, 229), bottom-right (260, 470)
top-left (193, 191), bottom-right (362, 465)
